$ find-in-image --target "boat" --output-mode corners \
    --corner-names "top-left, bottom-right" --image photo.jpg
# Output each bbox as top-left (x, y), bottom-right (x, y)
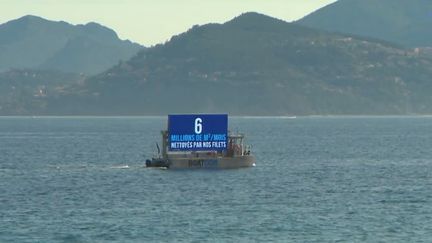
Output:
top-left (146, 114), bottom-right (255, 169)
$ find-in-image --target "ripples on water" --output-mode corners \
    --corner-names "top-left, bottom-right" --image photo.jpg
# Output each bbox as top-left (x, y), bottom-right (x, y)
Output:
top-left (1, 116), bottom-right (432, 242)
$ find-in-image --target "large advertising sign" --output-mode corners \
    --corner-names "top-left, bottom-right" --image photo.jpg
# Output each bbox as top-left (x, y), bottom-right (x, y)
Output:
top-left (168, 114), bottom-right (228, 151)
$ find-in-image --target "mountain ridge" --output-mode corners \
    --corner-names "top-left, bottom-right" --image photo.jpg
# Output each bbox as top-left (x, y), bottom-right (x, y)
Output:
top-left (3, 12), bottom-right (432, 115)
top-left (0, 15), bottom-right (143, 74)
top-left (297, 0), bottom-right (432, 47)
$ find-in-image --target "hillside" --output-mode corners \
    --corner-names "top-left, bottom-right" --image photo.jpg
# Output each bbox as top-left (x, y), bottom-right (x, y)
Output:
top-left (297, 0), bottom-right (432, 47)
top-left (40, 12), bottom-right (432, 116)
top-left (0, 69), bottom-right (82, 115)
top-left (0, 15), bottom-right (142, 74)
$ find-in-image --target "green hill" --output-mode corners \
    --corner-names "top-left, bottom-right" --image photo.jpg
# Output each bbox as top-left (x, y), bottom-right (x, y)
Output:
top-left (39, 12), bottom-right (432, 116)
top-left (0, 15), bottom-right (142, 74)
top-left (297, 0), bottom-right (432, 47)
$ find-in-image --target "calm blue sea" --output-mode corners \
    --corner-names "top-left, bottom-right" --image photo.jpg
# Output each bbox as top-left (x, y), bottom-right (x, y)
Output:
top-left (1, 116), bottom-right (432, 242)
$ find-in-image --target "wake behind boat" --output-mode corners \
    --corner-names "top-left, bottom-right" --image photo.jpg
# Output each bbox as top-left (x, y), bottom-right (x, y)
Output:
top-left (146, 114), bottom-right (255, 169)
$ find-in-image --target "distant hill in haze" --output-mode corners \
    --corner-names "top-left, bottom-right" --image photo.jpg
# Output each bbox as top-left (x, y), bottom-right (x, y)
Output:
top-left (297, 0), bottom-right (432, 47)
top-left (29, 12), bottom-right (432, 116)
top-left (0, 69), bottom-right (82, 115)
top-left (0, 15), bottom-right (143, 74)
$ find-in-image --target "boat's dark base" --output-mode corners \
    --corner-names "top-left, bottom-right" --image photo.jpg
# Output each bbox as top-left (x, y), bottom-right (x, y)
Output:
top-left (146, 158), bottom-right (169, 168)
top-left (146, 155), bottom-right (255, 169)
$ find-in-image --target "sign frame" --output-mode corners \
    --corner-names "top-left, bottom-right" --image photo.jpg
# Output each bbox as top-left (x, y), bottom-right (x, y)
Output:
top-left (168, 114), bottom-right (228, 152)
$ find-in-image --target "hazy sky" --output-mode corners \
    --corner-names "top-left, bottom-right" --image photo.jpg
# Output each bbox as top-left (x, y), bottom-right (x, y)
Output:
top-left (1, 0), bottom-right (336, 46)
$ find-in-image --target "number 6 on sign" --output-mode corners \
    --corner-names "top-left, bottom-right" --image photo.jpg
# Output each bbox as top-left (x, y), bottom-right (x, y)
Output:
top-left (194, 118), bottom-right (202, 134)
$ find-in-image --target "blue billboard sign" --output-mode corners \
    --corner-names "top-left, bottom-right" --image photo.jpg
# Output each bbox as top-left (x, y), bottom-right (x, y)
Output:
top-left (168, 114), bottom-right (228, 151)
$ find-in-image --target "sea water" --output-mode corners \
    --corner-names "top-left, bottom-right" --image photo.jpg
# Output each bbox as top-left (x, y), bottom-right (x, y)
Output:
top-left (1, 116), bottom-right (432, 242)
